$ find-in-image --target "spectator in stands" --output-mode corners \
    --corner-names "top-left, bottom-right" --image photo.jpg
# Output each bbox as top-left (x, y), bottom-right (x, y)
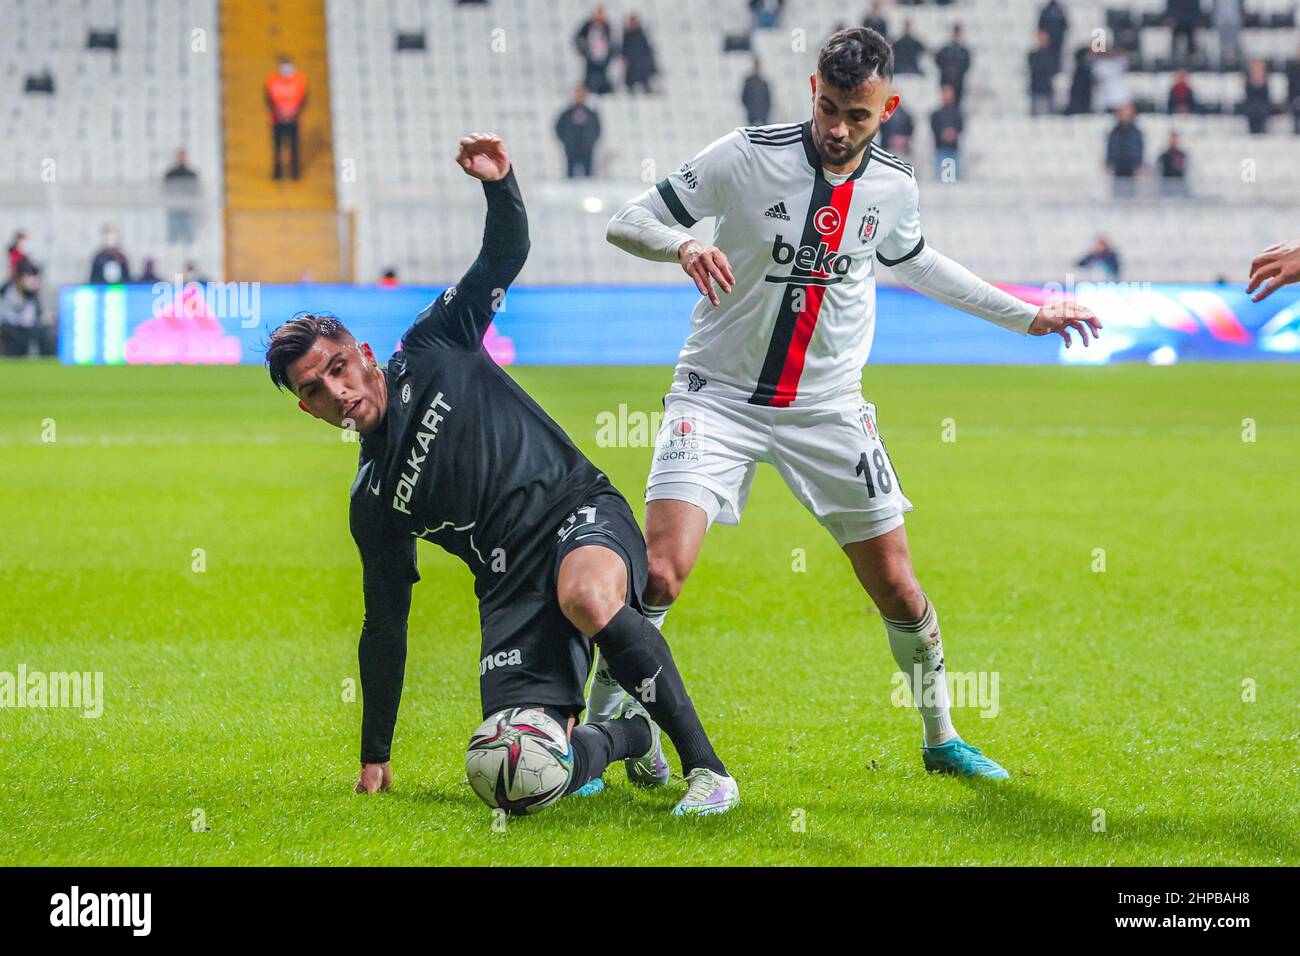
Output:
top-left (1076, 236), bottom-right (1121, 281)
top-left (8, 231), bottom-right (32, 278)
top-left (893, 20), bottom-right (925, 75)
top-left (1164, 0), bottom-right (1203, 66)
top-left (884, 100), bottom-right (914, 156)
top-left (1242, 58), bottom-right (1273, 135)
top-left (621, 14), bottom-right (657, 94)
top-left (750, 0), bottom-right (785, 31)
top-left (0, 259), bottom-right (45, 357)
top-left (1093, 48), bottom-right (1132, 114)
top-left (1157, 131), bottom-right (1190, 196)
top-left (1213, 0), bottom-right (1243, 70)
top-left (862, 2), bottom-right (888, 39)
top-left (1287, 41), bottom-right (1300, 134)
top-left (930, 84), bottom-right (963, 181)
top-left (379, 268), bottom-right (399, 288)
top-left (741, 59), bottom-right (772, 125)
top-left (935, 24), bottom-right (972, 104)
top-left (555, 85), bottom-right (602, 178)
top-left (163, 148), bottom-right (199, 244)
top-left (574, 6), bottom-right (616, 95)
top-left (1038, 0), bottom-right (1068, 72)
top-left (1028, 31), bottom-right (1057, 115)
top-left (266, 55), bottom-right (308, 180)
top-left (136, 258), bottom-right (163, 285)
top-left (1065, 46), bottom-right (1095, 114)
top-left (1167, 70), bottom-right (1202, 114)
top-left (89, 225), bottom-right (131, 284)
top-left (1105, 103), bottom-right (1144, 198)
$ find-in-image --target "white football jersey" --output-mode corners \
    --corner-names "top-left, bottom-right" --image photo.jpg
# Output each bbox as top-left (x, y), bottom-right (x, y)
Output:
top-left (649, 121), bottom-right (924, 407)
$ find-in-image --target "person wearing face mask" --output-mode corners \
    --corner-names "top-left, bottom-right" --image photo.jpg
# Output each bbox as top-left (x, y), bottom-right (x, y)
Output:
top-left (89, 226), bottom-right (131, 285)
top-left (0, 259), bottom-right (44, 356)
top-left (265, 54), bottom-right (309, 180)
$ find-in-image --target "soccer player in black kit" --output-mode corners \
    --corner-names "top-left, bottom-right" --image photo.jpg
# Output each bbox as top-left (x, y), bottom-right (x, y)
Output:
top-left (265, 134), bottom-right (739, 816)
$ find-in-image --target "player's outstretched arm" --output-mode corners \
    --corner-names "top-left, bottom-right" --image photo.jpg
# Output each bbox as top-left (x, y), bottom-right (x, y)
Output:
top-left (889, 243), bottom-right (1102, 348)
top-left (402, 133), bottom-right (530, 351)
top-left (1246, 239), bottom-right (1300, 302)
top-left (353, 535), bottom-right (417, 793)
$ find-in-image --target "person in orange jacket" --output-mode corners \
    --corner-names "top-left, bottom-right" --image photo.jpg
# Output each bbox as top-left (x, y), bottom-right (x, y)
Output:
top-left (266, 54), bottom-right (308, 180)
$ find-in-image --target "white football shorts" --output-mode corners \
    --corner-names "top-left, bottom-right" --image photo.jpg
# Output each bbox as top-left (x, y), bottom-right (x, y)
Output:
top-left (645, 389), bottom-right (914, 547)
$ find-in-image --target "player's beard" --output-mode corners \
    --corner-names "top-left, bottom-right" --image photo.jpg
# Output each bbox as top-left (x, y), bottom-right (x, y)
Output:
top-left (815, 124), bottom-right (876, 168)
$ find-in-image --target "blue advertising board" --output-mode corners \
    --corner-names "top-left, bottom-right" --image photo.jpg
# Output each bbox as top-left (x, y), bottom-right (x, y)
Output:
top-left (57, 280), bottom-right (1300, 366)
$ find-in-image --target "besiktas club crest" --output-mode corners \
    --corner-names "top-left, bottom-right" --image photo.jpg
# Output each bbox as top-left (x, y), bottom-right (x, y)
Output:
top-left (859, 206), bottom-right (881, 242)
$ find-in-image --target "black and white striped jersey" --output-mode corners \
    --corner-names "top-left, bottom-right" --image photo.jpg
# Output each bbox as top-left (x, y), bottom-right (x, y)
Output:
top-left (649, 120), bottom-right (924, 407)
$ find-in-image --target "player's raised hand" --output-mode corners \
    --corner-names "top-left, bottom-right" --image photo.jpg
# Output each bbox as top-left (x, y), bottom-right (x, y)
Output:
top-left (678, 240), bottom-right (735, 306)
top-left (1028, 299), bottom-right (1103, 349)
top-left (455, 133), bottom-right (511, 182)
top-left (355, 762), bottom-right (393, 794)
top-left (1246, 239), bottom-right (1300, 302)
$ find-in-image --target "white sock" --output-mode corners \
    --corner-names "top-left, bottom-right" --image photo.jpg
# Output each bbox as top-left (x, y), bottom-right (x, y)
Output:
top-left (642, 602), bottom-right (671, 631)
top-left (584, 649), bottom-right (628, 723)
top-left (883, 594), bottom-right (957, 747)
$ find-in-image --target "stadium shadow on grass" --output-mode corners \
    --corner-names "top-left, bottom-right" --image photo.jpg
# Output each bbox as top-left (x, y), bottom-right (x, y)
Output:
top-left (848, 784), bottom-right (1300, 862)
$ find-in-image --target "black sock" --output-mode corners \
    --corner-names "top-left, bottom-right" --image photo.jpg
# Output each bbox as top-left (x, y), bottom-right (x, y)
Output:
top-left (590, 605), bottom-right (726, 775)
top-left (564, 717), bottom-right (650, 794)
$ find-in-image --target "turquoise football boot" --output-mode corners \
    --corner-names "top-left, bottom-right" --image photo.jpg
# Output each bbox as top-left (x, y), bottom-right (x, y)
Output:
top-left (922, 738), bottom-right (1010, 779)
top-left (570, 776), bottom-right (606, 797)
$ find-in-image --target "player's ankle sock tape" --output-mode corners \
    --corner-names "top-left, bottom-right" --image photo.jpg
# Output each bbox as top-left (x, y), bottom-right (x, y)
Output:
top-left (591, 605), bottom-right (726, 775)
top-left (882, 595), bottom-right (956, 746)
top-left (566, 724), bottom-right (614, 794)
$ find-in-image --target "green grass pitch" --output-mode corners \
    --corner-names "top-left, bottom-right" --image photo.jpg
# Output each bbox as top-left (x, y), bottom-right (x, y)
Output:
top-left (1, 359), bottom-right (1296, 866)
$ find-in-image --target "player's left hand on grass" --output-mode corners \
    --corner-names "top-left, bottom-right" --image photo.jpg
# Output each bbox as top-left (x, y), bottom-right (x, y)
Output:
top-left (1028, 300), bottom-right (1103, 349)
top-left (455, 133), bottom-right (511, 182)
top-left (1246, 239), bottom-right (1300, 302)
top-left (355, 762), bottom-right (392, 794)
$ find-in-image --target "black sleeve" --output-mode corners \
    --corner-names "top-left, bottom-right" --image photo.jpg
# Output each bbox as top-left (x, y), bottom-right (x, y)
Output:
top-left (353, 522), bottom-right (418, 764)
top-left (400, 168), bottom-right (530, 352)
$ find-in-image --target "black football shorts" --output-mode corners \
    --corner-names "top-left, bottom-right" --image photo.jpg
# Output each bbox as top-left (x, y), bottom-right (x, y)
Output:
top-left (477, 488), bottom-right (649, 720)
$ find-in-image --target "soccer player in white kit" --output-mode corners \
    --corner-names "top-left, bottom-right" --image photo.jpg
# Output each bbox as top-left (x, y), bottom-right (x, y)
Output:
top-left (580, 27), bottom-right (1103, 783)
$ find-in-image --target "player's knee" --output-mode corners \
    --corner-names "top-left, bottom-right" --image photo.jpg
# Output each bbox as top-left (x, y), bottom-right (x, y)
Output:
top-left (558, 579), bottom-right (624, 636)
top-left (876, 575), bottom-right (926, 623)
top-left (644, 555), bottom-right (686, 606)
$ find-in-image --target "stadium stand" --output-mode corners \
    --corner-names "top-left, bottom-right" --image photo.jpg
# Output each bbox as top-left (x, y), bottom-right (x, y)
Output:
top-left (0, 0), bottom-right (224, 292)
top-left (2, 0), bottom-right (1296, 296)
top-left (325, 0), bottom-right (1300, 286)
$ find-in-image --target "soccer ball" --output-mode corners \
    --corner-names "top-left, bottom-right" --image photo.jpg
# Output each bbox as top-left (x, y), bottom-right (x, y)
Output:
top-left (466, 707), bottom-right (573, 815)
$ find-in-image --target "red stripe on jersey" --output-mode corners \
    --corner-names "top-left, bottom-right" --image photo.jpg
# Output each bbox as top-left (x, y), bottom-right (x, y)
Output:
top-left (768, 178), bottom-right (856, 407)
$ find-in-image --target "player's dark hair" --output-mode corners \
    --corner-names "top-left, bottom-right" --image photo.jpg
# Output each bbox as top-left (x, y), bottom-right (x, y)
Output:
top-left (818, 27), bottom-right (894, 89)
top-left (265, 312), bottom-right (350, 392)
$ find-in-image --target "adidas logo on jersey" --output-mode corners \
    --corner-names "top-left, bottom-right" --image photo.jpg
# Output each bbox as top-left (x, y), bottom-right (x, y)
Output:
top-left (764, 201), bottom-right (791, 221)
